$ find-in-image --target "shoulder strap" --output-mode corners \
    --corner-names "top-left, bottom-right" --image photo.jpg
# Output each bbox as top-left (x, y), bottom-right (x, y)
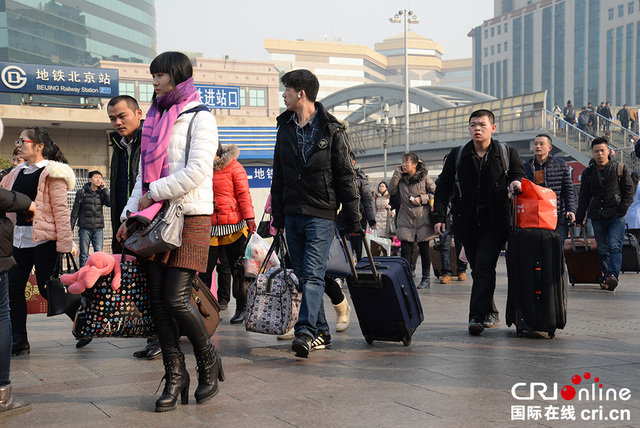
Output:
top-left (498, 141), bottom-right (510, 173)
top-left (454, 145), bottom-right (464, 198)
top-left (184, 107), bottom-right (209, 164)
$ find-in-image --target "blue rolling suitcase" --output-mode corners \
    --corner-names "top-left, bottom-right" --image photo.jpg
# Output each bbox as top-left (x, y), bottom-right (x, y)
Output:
top-left (343, 234), bottom-right (423, 346)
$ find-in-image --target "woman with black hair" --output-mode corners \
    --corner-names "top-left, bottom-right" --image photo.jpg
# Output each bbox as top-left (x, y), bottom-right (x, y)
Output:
top-left (116, 51), bottom-right (221, 412)
top-left (0, 127), bottom-right (82, 355)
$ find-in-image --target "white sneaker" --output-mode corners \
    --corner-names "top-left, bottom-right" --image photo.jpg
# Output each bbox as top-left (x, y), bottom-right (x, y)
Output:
top-left (277, 328), bottom-right (295, 340)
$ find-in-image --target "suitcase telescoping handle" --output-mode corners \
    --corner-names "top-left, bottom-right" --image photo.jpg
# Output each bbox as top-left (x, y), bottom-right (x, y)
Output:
top-left (568, 222), bottom-right (592, 253)
top-left (340, 231), bottom-right (379, 285)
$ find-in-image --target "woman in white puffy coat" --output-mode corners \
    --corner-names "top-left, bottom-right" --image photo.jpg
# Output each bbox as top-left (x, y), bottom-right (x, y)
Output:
top-left (116, 51), bottom-right (222, 412)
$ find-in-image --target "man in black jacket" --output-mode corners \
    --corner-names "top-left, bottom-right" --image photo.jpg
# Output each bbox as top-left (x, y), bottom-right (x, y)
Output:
top-left (271, 69), bottom-right (361, 358)
top-left (575, 137), bottom-right (634, 291)
top-left (346, 152), bottom-right (376, 261)
top-left (70, 171), bottom-right (110, 266)
top-left (107, 96), bottom-right (160, 360)
top-left (0, 169), bottom-right (35, 417)
top-left (433, 109), bottom-right (525, 335)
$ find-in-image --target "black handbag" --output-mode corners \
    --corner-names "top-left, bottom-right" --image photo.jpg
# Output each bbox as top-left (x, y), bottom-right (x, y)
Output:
top-left (326, 229), bottom-right (352, 278)
top-left (256, 210), bottom-right (272, 238)
top-left (45, 253), bottom-right (81, 317)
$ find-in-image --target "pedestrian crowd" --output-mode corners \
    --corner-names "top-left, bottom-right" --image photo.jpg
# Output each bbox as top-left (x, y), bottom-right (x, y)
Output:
top-left (1, 64), bottom-right (640, 418)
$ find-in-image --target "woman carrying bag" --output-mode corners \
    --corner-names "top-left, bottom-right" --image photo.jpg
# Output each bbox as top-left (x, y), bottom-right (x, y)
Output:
top-left (374, 181), bottom-right (393, 237)
top-left (389, 152), bottom-right (436, 289)
top-left (0, 127), bottom-right (86, 355)
top-left (116, 51), bottom-right (221, 412)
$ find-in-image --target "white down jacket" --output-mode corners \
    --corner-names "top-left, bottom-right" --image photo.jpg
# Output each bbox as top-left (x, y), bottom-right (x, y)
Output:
top-left (121, 101), bottom-right (219, 220)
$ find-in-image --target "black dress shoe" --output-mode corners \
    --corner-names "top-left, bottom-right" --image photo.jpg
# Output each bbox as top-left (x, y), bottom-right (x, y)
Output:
top-left (146, 340), bottom-right (162, 360)
top-left (11, 341), bottom-right (30, 356)
top-left (229, 309), bottom-right (246, 324)
top-left (134, 337), bottom-right (159, 358)
top-left (76, 338), bottom-right (92, 348)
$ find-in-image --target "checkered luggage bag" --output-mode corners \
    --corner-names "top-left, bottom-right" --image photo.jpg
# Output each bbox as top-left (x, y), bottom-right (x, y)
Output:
top-left (245, 232), bottom-right (301, 335)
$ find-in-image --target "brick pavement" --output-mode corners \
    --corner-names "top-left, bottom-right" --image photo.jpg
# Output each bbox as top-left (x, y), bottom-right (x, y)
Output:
top-left (4, 258), bottom-right (640, 427)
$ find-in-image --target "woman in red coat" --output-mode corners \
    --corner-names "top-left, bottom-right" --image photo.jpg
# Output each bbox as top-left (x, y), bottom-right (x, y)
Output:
top-left (198, 144), bottom-right (255, 323)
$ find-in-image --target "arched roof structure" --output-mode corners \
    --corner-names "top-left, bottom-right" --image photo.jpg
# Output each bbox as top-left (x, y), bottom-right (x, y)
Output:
top-left (321, 83), bottom-right (495, 125)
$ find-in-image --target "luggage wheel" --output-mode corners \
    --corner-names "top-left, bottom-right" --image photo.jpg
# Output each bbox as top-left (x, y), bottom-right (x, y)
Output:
top-left (516, 328), bottom-right (524, 338)
top-left (364, 335), bottom-right (374, 345)
top-left (402, 336), bottom-right (411, 346)
top-left (548, 331), bottom-right (555, 339)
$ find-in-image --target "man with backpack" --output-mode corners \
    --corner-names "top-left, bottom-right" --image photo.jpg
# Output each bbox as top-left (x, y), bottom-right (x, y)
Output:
top-left (433, 109), bottom-right (525, 335)
top-left (575, 137), bottom-right (634, 291)
top-left (563, 100), bottom-right (575, 125)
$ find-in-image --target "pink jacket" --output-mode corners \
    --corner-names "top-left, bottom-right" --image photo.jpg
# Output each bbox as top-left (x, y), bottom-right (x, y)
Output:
top-left (1, 161), bottom-right (75, 252)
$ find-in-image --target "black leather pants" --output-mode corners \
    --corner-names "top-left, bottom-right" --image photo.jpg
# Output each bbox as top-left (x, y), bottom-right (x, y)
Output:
top-left (146, 261), bottom-right (211, 359)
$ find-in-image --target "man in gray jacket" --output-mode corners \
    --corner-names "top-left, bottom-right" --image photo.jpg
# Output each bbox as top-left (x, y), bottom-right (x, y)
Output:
top-left (70, 170), bottom-right (110, 266)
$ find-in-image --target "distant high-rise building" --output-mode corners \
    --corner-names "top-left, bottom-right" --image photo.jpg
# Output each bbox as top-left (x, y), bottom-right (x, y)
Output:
top-left (472, 0), bottom-right (640, 108)
top-left (0, 0), bottom-right (156, 66)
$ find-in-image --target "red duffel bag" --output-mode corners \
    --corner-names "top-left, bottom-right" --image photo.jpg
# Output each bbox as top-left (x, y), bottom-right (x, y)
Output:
top-left (516, 178), bottom-right (558, 230)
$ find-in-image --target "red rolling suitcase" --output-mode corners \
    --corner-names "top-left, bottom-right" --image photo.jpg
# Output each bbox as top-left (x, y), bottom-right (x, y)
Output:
top-left (344, 234), bottom-right (423, 346)
top-left (564, 225), bottom-right (603, 286)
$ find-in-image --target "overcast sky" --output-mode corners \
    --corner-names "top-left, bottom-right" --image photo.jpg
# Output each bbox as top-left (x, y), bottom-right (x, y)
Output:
top-left (155, 0), bottom-right (495, 62)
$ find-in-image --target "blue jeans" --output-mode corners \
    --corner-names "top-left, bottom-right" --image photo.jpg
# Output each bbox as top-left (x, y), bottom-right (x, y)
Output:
top-left (591, 215), bottom-right (626, 279)
top-left (78, 228), bottom-right (104, 266)
top-left (285, 216), bottom-right (334, 339)
top-left (0, 272), bottom-right (10, 386)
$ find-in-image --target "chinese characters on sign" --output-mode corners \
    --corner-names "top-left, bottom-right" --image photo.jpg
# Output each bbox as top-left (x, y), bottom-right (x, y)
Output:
top-left (0, 62), bottom-right (118, 96)
top-left (245, 166), bottom-right (273, 188)
top-left (195, 85), bottom-right (240, 110)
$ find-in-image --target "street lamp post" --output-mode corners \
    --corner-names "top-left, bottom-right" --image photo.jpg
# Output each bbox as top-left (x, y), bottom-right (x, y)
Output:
top-left (390, 9), bottom-right (419, 153)
top-left (375, 103), bottom-right (396, 182)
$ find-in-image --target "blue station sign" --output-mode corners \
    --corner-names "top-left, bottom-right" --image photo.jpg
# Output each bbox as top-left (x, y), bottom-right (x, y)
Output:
top-left (195, 84), bottom-right (240, 110)
top-left (245, 166), bottom-right (273, 188)
top-left (0, 62), bottom-right (118, 97)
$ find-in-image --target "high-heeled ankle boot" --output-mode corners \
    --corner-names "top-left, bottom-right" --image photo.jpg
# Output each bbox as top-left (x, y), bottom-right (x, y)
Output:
top-left (155, 352), bottom-right (190, 412)
top-left (333, 294), bottom-right (352, 332)
top-left (194, 345), bottom-right (225, 404)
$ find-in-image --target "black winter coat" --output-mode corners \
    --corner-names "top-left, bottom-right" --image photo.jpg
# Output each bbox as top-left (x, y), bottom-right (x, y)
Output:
top-left (432, 140), bottom-right (525, 245)
top-left (0, 188), bottom-right (32, 273)
top-left (109, 124), bottom-right (142, 232)
top-left (523, 155), bottom-right (576, 218)
top-left (271, 102), bottom-right (361, 232)
top-left (70, 182), bottom-right (110, 230)
top-left (575, 160), bottom-right (634, 223)
top-left (355, 168), bottom-right (376, 226)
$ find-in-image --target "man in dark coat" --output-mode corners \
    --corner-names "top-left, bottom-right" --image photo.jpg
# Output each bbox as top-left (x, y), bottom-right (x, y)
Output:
top-left (271, 69), bottom-right (361, 358)
top-left (522, 134), bottom-right (576, 239)
top-left (616, 104), bottom-right (630, 129)
top-left (107, 95), bottom-right (159, 360)
top-left (345, 152), bottom-right (376, 262)
top-left (576, 137), bottom-right (634, 291)
top-left (70, 170), bottom-right (110, 266)
top-left (433, 109), bottom-right (525, 335)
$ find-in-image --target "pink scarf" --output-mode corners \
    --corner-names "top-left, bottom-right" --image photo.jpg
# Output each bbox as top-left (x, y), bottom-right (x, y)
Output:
top-left (140, 77), bottom-right (200, 188)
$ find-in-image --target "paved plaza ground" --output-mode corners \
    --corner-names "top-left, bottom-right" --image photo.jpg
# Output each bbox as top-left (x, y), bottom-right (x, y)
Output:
top-left (4, 257), bottom-right (640, 427)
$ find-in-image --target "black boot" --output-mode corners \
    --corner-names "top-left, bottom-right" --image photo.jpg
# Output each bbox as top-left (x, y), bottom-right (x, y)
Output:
top-left (11, 333), bottom-right (29, 356)
top-left (155, 352), bottom-right (190, 412)
top-left (0, 384), bottom-right (33, 418)
top-left (194, 345), bottom-right (225, 404)
top-left (229, 308), bottom-right (246, 324)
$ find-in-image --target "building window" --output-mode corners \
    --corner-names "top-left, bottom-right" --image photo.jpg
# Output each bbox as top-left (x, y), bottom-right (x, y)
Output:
top-left (485, 47), bottom-right (488, 57)
top-left (498, 26), bottom-right (502, 35)
top-left (119, 82), bottom-right (135, 97)
top-left (609, 8), bottom-right (614, 19)
top-left (505, 22), bottom-right (508, 32)
top-left (504, 41), bottom-right (508, 51)
top-left (240, 89), bottom-right (246, 106)
top-left (491, 46), bottom-right (495, 55)
top-left (630, 2), bottom-right (634, 14)
top-left (139, 83), bottom-right (154, 103)
top-left (619, 5), bottom-right (624, 17)
top-left (249, 89), bottom-right (265, 107)
top-left (485, 29), bottom-right (488, 39)
top-left (491, 27), bottom-right (495, 37)
top-left (498, 44), bottom-right (502, 53)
